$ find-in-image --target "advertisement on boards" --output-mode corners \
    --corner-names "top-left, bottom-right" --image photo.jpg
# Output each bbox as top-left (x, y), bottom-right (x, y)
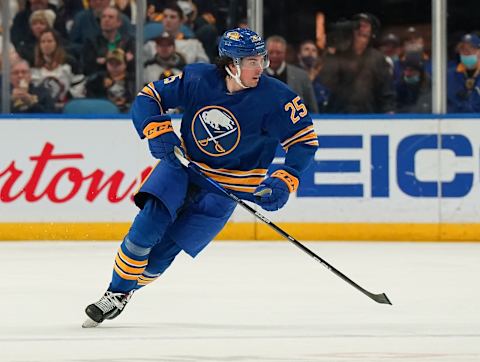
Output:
top-left (1, 117), bottom-right (480, 240)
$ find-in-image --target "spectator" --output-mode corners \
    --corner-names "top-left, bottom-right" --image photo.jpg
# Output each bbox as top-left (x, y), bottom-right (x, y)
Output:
top-left (155, 1), bottom-right (196, 38)
top-left (297, 39), bottom-right (320, 81)
top-left (144, 2), bottom-right (209, 64)
top-left (144, 32), bottom-right (186, 83)
top-left (69, 0), bottom-right (133, 50)
top-left (447, 33), bottom-right (480, 113)
top-left (56, 0), bottom-right (86, 33)
top-left (85, 48), bottom-right (135, 113)
top-left (177, 1), bottom-right (196, 30)
top-left (8, 59), bottom-right (56, 113)
top-left (15, 9), bottom-right (56, 66)
top-left (320, 15), bottom-right (395, 113)
top-left (146, 0), bottom-right (163, 22)
top-left (31, 29), bottom-right (85, 112)
top-left (378, 32), bottom-right (401, 72)
top-left (265, 35), bottom-right (319, 113)
top-left (10, 0), bottom-right (67, 53)
top-left (399, 26), bottom-right (431, 75)
top-left (82, 6), bottom-right (135, 76)
top-left (178, 0), bottom-right (218, 62)
top-left (402, 26), bottom-right (426, 55)
top-left (395, 52), bottom-right (431, 113)
top-left (113, 0), bottom-right (137, 24)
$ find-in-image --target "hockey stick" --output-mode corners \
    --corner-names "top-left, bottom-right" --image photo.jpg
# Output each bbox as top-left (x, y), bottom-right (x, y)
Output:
top-left (173, 147), bottom-right (392, 305)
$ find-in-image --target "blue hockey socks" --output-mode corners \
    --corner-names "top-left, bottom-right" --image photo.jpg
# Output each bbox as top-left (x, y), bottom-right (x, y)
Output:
top-left (109, 197), bottom-right (172, 293)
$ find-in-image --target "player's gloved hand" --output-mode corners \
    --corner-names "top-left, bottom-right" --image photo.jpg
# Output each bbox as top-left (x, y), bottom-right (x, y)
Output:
top-left (142, 114), bottom-right (182, 168)
top-left (253, 168), bottom-right (299, 211)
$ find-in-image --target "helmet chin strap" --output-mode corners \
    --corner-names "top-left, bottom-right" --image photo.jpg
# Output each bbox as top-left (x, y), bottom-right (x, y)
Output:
top-left (225, 63), bottom-right (249, 89)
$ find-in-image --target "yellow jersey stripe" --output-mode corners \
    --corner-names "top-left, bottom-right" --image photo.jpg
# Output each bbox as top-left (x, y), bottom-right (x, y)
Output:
top-left (194, 161), bottom-right (268, 177)
top-left (203, 170), bottom-right (264, 186)
top-left (140, 85), bottom-right (154, 98)
top-left (281, 125), bottom-right (314, 147)
top-left (138, 83), bottom-right (163, 112)
top-left (147, 82), bottom-right (162, 103)
top-left (284, 132), bottom-right (319, 150)
top-left (305, 140), bottom-right (320, 146)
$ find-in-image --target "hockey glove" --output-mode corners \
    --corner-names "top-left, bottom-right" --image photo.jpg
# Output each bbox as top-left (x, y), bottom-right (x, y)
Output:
top-left (253, 167), bottom-right (299, 211)
top-left (142, 114), bottom-right (182, 168)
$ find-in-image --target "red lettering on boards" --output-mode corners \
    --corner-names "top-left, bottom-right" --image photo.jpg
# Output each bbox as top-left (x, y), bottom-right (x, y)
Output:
top-left (0, 142), bottom-right (151, 204)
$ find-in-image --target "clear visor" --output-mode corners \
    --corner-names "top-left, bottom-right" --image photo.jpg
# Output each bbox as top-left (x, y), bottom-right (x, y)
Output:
top-left (239, 54), bottom-right (270, 69)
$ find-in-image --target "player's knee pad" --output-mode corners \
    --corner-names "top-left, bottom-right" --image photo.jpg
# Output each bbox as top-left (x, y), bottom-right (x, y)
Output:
top-left (127, 197), bottom-right (171, 250)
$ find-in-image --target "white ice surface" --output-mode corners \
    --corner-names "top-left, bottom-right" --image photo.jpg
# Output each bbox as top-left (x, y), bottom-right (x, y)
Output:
top-left (1, 241), bottom-right (479, 362)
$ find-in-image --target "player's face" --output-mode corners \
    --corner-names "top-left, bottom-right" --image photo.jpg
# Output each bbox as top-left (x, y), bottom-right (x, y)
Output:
top-left (239, 55), bottom-right (265, 87)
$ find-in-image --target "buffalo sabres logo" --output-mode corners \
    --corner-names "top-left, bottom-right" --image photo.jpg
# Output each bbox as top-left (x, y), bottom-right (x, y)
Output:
top-left (192, 106), bottom-right (240, 156)
top-left (226, 31), bottom-right (241, 41)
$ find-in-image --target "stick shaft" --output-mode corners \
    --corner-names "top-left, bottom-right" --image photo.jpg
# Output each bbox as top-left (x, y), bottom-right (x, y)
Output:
top-left (174, 148), bottom-right (392, 305)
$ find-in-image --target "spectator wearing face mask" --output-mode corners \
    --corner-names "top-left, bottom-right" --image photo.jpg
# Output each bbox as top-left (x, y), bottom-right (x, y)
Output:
top-left (395, 52), bottom-right (431, 113)
top-left (398, 26), bottom-right (431, 76)
top-left (447, 33), bottom-right (480, 113)
top-left (296, 39), bottom-right (329, 112)
top-left (297, 40), bottom-right (319, 81)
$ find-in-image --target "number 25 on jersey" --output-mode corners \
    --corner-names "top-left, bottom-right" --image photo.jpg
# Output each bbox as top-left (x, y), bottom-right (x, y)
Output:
top-left (284, 96), bottom-right (307, 124)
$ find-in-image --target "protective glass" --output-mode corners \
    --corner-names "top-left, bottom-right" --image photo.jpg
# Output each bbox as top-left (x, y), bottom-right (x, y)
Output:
top-left (239, 55), bottom-right (270, 69)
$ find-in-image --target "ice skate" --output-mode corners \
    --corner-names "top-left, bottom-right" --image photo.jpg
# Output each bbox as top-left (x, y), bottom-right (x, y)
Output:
top-left (82, 290), bottom-right (133, 328)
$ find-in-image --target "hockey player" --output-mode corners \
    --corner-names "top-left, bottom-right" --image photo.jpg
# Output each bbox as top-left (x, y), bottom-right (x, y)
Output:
top-left (82, 28), bottom-right (319, 327)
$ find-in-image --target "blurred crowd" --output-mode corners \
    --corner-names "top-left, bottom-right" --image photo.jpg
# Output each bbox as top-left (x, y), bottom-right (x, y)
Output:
top-left (0, 0), bottom-right (479, 114)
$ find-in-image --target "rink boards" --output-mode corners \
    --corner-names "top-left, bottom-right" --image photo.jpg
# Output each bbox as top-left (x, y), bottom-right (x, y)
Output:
top-left (2, 115), bottom-right (480, 241)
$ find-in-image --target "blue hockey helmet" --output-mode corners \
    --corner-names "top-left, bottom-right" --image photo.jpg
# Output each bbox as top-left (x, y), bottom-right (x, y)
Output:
top-left (218, 28), bottom-right (267, 59)
top-left (218, 28), bottom-right (268, 89)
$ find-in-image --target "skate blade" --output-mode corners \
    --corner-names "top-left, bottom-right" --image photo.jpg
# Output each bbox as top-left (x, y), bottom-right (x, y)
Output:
top-left (82, 317), bottom-right (100, 328)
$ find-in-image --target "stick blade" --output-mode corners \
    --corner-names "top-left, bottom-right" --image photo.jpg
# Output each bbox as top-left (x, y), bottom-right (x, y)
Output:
top-left (371, 292), bottom-right (392, 305)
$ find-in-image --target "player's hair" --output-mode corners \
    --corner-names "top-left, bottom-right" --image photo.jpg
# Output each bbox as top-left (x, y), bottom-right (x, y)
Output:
top-left (214, 56), bottom-right (233, 78)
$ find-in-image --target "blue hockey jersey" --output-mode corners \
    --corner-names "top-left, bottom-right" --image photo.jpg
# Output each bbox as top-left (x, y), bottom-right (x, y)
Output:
top-left (132, 63), bottom-right (318, 196)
